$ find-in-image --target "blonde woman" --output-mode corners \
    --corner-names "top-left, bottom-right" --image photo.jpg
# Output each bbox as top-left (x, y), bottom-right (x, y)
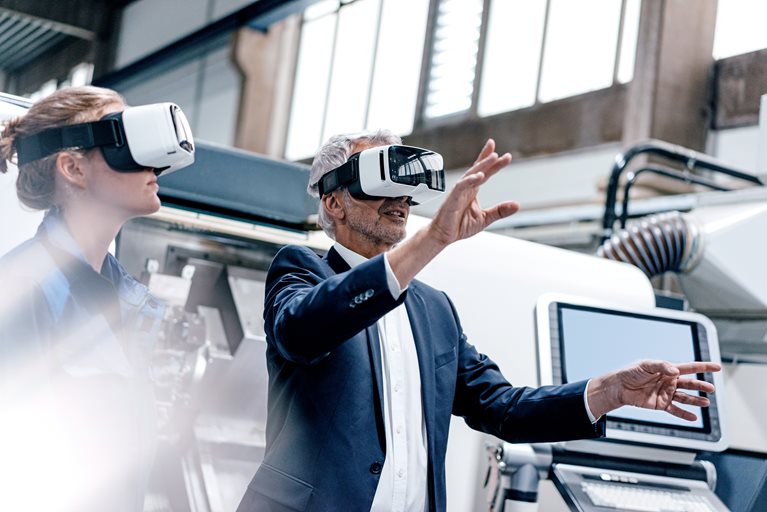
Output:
top-left (0, 85), bottom-right (192, 512)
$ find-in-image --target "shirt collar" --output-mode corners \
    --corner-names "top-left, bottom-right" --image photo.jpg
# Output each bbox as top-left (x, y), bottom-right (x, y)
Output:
top-left (35, 208), bottom-right (149, 305)
top-left (333, 242), bottom-right (368, 268)
top-left (36, 208), bottom-right (93, 263)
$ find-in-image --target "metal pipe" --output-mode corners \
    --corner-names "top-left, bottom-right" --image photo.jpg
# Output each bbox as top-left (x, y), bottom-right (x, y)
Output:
top-left (619, 165), bottom-right (731, 229)
top-left (602, 139), bottom-right (763, 243)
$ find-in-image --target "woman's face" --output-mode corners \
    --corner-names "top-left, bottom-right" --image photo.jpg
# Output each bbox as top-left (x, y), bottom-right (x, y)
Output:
top-left (77, 102), bottom-right (162, 219)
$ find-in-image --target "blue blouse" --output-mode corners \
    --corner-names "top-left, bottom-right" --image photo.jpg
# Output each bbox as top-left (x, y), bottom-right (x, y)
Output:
top-left (0, 209), bottom-right (166, 512)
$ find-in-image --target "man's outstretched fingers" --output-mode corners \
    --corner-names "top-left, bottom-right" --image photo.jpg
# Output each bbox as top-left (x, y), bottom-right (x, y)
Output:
top-left (640, 360), bottom-right (680, 377)
top-left (676, 378), bottom-right (715, 394)
top-left (474, 139), bottom-right (495, 165)
top-left (673, 390), bottom-right (710, 407)
top-left (466, 152), bottom-right (500, 179)
top-left (484, 201), bottom-right (520, 225)
top-left (675, 362), bottom-right (721, 376)
top-left (483, 153), bottom-right (512, 180)
top-left (666, 403), bottom-right (698, 421)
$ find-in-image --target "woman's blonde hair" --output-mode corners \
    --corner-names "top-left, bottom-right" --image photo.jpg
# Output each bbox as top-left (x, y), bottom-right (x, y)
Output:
top-left (0, 85), bottom-right (125, 210)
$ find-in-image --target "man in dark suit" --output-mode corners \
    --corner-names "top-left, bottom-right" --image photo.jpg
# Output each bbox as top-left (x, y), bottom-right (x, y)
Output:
top-left (237, 131), bottom-right (720, 512)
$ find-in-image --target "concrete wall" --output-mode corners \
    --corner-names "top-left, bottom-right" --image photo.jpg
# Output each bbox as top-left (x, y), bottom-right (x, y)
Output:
top-left (115, 0), bottom-right (256, 68)
top-left (408, 123), bottom-right (763, 223)
top-left (117, 44), bottom-right (241, 147)
top-left (412, 143), bottom-right (623, 218)
top-left (707, 125), bottom-right (761, 175)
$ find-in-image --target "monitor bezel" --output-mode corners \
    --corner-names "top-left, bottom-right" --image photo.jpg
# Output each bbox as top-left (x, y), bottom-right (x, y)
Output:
top-left (536, 293), bottom-right (727, 452)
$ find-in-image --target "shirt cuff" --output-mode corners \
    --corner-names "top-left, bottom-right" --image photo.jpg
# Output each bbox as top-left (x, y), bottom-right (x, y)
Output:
top-left (584, 379), bottom-right (598, 424)
top-left (382, 253), bottom-right (406, 299)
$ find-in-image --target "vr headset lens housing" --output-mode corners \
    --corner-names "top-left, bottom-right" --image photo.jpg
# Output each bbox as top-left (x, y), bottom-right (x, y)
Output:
top-left (318, 145), bottom-right (445, 205)
top-left (15, 102), bottom-right (194, 177)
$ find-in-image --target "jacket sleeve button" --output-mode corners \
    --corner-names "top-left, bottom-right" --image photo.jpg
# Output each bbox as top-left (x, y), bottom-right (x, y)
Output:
top-left (369, 462), bottom-right (383, 474)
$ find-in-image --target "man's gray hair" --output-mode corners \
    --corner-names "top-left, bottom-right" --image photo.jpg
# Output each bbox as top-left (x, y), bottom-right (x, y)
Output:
top-left (309, 129), bottom-right (402, 238)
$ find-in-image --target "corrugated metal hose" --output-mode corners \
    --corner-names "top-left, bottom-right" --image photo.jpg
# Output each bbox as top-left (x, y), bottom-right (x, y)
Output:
top-left (596, 211), bottom-right (700, 278)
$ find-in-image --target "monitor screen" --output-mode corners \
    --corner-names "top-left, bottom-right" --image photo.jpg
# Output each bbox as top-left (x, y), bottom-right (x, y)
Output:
top-left (536, 294), bottom-right (727, 452)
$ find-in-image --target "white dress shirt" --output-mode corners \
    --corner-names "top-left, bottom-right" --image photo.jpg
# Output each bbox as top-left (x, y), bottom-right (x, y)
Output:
top-left (333, 243), bottom-right (429, 512)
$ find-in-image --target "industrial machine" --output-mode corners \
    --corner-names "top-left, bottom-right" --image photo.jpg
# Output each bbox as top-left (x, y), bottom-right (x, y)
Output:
top-left (477, 116), bottom-right (767, 511)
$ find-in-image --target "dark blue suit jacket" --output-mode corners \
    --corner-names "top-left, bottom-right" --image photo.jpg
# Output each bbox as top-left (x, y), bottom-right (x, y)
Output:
top-left (237, 245), bottom-right (604, 512)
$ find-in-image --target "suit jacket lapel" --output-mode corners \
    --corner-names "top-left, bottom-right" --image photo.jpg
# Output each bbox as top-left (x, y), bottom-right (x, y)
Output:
top-left (405, 286), bottom-right (436, 456)
top-left (366, 322), bottom-right (387, 452)
top-left (324, 246), bottom-right (350, 273)
top-left (324, 246), bottom-right (387, 452)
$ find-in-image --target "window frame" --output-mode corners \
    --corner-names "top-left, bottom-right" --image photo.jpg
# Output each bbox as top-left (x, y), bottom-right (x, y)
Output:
top-left (413, 0), bottom-right (636, 130)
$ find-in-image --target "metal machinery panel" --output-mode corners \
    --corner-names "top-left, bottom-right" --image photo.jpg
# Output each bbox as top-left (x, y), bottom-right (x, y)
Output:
top-left (158, 140), bottom-right (319, 230)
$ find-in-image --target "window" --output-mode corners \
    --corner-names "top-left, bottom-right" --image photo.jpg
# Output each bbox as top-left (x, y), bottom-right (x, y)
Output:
top-left (538, 0), bottom-right (624, 102)
top-left (478, 0), bottom-right (546, 116)
top-left (285, 0), bottom-right (641, 158)
top-left (435, 0), bottom-right (641, 120)
top-left (25, 62), bottom-right (94, 102)
top-left (713, 0), bottom-right (767, 59)
top-left (285, 0), bottom-right (430, 161)
top-left (423, 0), bottom-right (484, 119)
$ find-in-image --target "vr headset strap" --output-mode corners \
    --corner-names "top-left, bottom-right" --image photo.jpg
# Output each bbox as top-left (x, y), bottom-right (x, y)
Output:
top-left (318, 159), bottom-right (359, 196)
top-left (16, 119), bottom-right (124, 166)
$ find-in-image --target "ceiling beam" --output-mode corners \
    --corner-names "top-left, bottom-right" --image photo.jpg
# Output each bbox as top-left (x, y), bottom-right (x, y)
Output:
top-left (0, 7), bottom-right (95, 40)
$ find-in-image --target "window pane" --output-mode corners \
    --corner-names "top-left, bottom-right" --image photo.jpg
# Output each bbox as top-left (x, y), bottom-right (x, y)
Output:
top-left (366, 0), bottom-right (430, 134)
top-left (538, 0), bottom-right (622, 102)
top-left (424, 0), bottom-right (484, 119)
top-left (322, 0), bottom-right (379, 140)
top-left (617, 0), bottom-right (641, 84)
top-left (478, 0), bottom-right (546, 117)
top-left (304, 0), bottom-right (339, 21)
top-left (70, 63), bottom-right (94, 87)
top-left (284, 13), bottom-right (336, 161)
top-left (713, 0), bottom-right (767, 59)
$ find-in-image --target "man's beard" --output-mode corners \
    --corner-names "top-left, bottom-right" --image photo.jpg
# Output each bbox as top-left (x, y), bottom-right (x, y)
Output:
top-left (343, 196), bottom-right (407, 247)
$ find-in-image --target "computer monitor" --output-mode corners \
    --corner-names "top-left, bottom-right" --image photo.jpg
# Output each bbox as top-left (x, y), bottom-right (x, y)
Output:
top-left (536, 293), bottom-right (727, 452)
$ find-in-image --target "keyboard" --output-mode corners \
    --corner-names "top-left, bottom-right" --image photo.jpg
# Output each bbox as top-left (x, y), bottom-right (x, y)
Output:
top-left (551, 463), bottom-right (730, 512)
top-left (582, 480), bottom-right (716, 512)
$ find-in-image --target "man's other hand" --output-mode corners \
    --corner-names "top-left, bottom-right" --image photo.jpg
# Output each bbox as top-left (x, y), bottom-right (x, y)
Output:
top-left (587, 360), bottom-right (721, 421)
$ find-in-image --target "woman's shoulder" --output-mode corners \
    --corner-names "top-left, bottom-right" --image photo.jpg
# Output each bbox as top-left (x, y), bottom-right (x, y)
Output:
top-left (0, 237), bottom-right (56, 283)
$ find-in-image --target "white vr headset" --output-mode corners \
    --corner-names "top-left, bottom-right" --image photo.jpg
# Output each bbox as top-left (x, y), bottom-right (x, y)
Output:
top-left (16, 102), bottom-right (194, 176)
top-left (318, 144), bottom-right (445, 205)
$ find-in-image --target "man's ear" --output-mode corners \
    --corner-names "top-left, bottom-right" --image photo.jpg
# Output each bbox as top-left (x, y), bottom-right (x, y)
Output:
top-left (322, 191), bottom-right (346, 222)
top-left (55, 151), bottom-right (87, 189)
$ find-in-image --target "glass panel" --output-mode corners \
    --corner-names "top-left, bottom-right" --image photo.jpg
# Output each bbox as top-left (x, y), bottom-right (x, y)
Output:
top-left (284, 12), bottom-right (336, 160)
top-left (424, 0), bottom-right (484, 119)
top-left (366, 0), bottom-right (430, 135)
top-left (322, 0), bottom-right (379, 141)
top-left (538, 0), bottom-right (622, 102)
top-left (69, 63), bottom-right (94, 87)
top-left (478, 0), bottom-right (546, 117)
top-left (713, 0), bottom-right (767, 59)
top-left (304, 0), bottom-right (339, 21)
top-left (617, 0), bottom-right (641, 84)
